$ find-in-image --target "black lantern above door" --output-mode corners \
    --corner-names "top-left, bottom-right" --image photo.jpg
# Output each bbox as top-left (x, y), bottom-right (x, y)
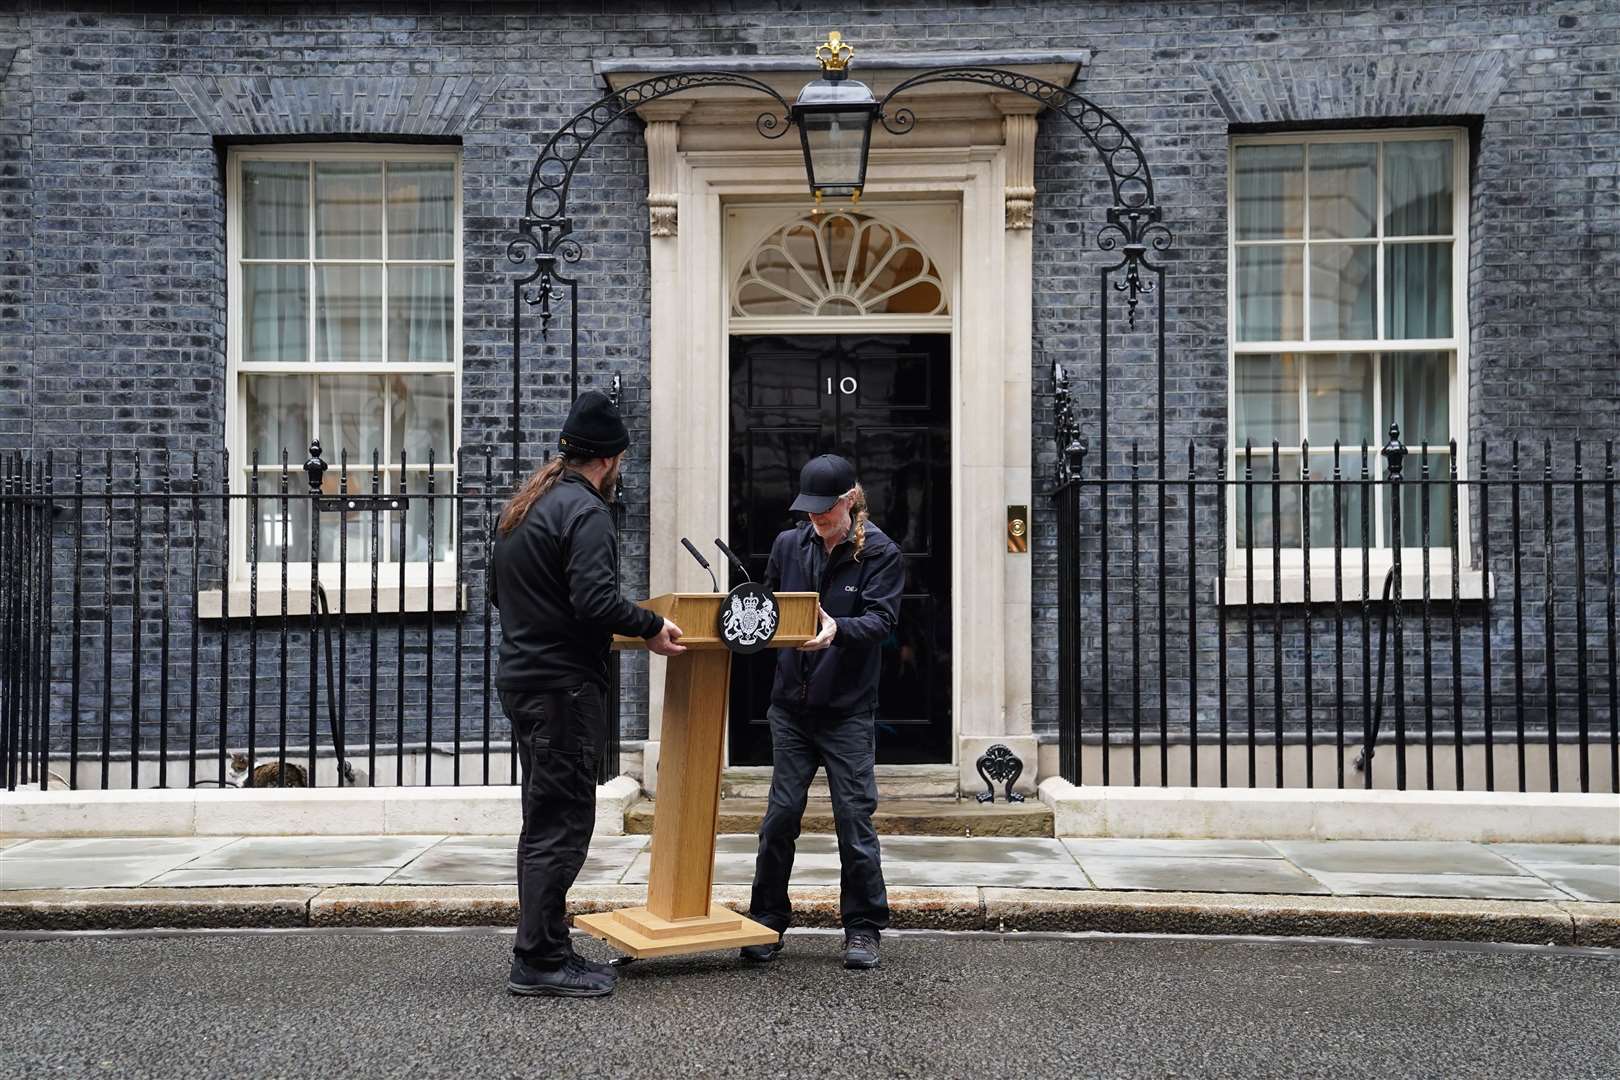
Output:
top-left (792, 32), bottom-right (881, 202)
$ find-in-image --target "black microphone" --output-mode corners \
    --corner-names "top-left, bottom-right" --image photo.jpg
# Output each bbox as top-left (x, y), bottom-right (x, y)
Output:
top-left (713, 538), bottom-right (752, 583)
top-left (680, 537), bottom-right (719, 592)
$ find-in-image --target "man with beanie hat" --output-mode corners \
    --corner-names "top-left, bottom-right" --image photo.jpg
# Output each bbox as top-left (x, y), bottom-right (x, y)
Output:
top-left (490, 389), bottom-right (686, 998)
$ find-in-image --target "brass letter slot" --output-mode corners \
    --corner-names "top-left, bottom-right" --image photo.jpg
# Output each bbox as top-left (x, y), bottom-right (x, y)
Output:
top-left (1007, 505), bottom-right (1028, 553)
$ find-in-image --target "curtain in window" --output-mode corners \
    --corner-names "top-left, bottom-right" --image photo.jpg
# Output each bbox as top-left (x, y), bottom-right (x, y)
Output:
top-left (1384, 141), bottom-right (1454, 339)
top-left (388, 164), bottom-right (455, 363)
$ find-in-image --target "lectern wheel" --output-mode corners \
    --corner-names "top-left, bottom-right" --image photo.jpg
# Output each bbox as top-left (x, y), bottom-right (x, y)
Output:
top-left (609, 955), bottom-right (639, 967)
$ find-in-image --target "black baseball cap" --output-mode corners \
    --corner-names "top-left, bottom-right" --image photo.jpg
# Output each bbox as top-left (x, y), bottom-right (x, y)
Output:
top-left (790, 453), bottom-right (857, 514)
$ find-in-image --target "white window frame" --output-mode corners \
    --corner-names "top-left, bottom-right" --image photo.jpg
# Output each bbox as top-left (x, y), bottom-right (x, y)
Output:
top-left (1225, 127), bottom-right (1481, 602)
top-left (222, 143), bottom-right (463, 599)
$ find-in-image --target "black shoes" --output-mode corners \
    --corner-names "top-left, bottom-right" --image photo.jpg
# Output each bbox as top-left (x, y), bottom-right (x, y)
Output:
top-left (739, 936), bottom-right (784, 964)
top-left (507, 954), bottom-right (615, 998)
top-left (842, 930), bottom-right (880, 969)
top-left (567, 945), bottom-right (620, 978)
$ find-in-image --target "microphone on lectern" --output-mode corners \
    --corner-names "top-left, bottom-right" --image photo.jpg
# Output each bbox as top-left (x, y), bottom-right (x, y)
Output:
top-left (680, 537), bottom-right (719, 593)
top-left (713, 538), bottom-right (752, 584)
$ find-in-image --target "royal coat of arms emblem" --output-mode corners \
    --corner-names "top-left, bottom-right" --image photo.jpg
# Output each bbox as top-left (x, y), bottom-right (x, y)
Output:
top-left (718, 583), bottom-right (778, 654)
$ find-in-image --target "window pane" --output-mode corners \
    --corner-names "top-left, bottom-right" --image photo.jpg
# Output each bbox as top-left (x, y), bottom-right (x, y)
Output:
top-left (388, 374), bottom-right (455, 466)
top-left (1384, 140), bottom-right (1454, 237)
top-left (1309, 243), bottom-right (1376, 340)
top-left (1305, 354), bottom-right (1374, 448)
top-left (1307, 476), bottom-right (1368, 548)
top-left (317, 375), bottom-right (385, 464)
top-left (314, 266), bottom-right (384, 362)
top-left (1308, 142), bottom-right (1376, 240)
top-left (403, 470), bottom-right (456, 561)
top-left (386, 162), bottom-right (455, 261)
top-left (1235, 246), bottom-right (1304, 341)
top-left (388, 266), bottom-right (453, 363)
top-left (241, 161), bottom-right (308, 260)
top-left (1384, 452), bottom-right (1453, 548)
top-left (243, 265), bottom-right (308, 362)
top-left (1235, 354), bottom-right (1301, 447)
top-left (250, 486), bottom-right (308, 563)
top-left (1234, 144), bottom-right (1304, 240)
top-left (325, 470), bottom-right (387, 563)
top-left (1380, 352), bottom-right (1451, 446)
top-left (243, 375), bottom-right (308, 466)
top-left (315, 162), bottom-right (383, 260)
top-left (1384, 242), bottom-right (1453, 339)
top-left (1234, 465), bottom-right (1301, 549)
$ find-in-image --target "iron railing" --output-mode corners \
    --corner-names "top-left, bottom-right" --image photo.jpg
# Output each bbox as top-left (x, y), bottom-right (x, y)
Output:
top-left (1051, 428), bottom-right (1620, 794)
top-left (0, 445), bottom-right (628, 792)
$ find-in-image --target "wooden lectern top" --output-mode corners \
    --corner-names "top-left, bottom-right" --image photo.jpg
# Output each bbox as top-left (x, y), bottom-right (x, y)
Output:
top-left (612, 591), bottom-right (820, 651)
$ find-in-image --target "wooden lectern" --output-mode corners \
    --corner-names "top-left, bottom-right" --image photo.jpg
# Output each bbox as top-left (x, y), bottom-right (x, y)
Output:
top-left (573, 590), bottom-right (820, 958)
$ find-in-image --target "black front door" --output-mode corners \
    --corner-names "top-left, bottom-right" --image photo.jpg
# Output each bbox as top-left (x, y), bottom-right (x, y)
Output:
top-left (727, 333), bottom-right (952, 765)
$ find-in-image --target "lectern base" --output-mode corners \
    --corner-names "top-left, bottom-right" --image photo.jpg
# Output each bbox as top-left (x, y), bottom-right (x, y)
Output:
top-left (574, 905), bottom-right (779, 959)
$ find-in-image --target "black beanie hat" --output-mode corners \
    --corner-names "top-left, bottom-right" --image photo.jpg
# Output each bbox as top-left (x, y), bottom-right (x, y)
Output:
top-left (559, 390), bottom-right (630, 459)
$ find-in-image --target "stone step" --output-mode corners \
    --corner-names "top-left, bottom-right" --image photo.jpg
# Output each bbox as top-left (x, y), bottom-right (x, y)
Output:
top-left (720, 764), bottom-right (961, 800)
top-left (624, 797), bottom-right (1053, 838)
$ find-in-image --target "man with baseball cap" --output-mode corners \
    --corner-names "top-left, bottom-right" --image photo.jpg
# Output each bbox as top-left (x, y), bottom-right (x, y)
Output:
top-left (742, 453), bottom-right (903, 970)
top-left (490, 389), bottom-right (686, 997)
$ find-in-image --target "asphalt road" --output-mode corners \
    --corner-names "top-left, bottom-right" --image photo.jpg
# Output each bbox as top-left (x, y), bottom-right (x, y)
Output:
top-left (1, 928), bottom-right (1614, 1079)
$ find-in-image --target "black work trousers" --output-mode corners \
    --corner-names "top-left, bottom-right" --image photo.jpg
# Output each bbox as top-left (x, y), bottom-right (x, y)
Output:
top-left (501, 685), bottom-right (605, 969)
top-left (749, 704), bottom-right (890, 935)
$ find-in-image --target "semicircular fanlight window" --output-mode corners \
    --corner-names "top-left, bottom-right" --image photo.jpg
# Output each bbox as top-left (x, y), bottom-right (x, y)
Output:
top-left (732, 211), bottom-right (949, 318)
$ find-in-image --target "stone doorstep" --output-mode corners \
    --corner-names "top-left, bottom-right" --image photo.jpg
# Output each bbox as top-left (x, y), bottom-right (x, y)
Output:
top-left (1, 885), bottom-right (1615, 948)
top-left (624, 798), bottom-right (1055, 838)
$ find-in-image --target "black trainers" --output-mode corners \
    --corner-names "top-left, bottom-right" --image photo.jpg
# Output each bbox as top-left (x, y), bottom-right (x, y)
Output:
top-left (842, 930), bottom-right (880, 970)
top-left (507, 955), bottom-right (615, 998)
top-left (567, 945), bottom-right (619, 979)
top-left (739, 935), bottom-right (784, 964)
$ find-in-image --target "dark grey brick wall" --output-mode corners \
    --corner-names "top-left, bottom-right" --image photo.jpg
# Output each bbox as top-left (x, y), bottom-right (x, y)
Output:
top-left (1, 1), bottom-right (1615, 771)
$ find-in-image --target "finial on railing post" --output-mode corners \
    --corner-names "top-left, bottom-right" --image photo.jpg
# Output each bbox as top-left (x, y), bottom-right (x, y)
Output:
top-left (1381, 423), bottom-right (1407, 480)
top-left (304, 439), bottom-right (327, 495)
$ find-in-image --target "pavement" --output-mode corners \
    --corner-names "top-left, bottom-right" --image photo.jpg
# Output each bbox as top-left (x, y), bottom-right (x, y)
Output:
top-left (1, 928), bottom-right (1616, 1079)
top-left (0, 833), bottom-right (1616, 945)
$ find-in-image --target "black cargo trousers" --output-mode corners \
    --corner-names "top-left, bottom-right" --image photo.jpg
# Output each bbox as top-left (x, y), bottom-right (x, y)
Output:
top-left (500, 684), bottom-right (606, 968)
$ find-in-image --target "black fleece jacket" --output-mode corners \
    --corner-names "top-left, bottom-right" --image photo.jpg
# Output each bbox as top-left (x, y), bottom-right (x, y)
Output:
top-left (490, 471), bottom-right (663, 692)
top-left (764, 520), bottom-right (903, 715)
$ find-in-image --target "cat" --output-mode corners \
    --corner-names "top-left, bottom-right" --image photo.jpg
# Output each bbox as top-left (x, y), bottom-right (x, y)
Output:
top-left (227, 753), bottom-right (309, 788)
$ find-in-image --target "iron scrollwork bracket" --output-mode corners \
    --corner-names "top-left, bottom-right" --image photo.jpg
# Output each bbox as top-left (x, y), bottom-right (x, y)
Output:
top-left (874, 67), bottom-right (1173, 330)
top-left (1052, 360), bottom-right (1087, 487)
top-left (974, 743), bottom-right (1026, 803)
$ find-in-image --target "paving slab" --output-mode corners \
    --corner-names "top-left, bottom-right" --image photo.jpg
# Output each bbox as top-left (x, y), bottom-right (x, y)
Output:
top-left (146, 867), bottom-right (400, 888)
top-left (1076, 855), bottom-right (1330, 894)
top-left (185, 835), bottom-right (442, 870)
top-left (0, 837), bottom-right (234, 861)
top-left (626, 798), bottom-right (1054, 837)
top-left (0, 856), bottom-right (187, 891)
top-left (1060, 838), bottom-right (1281, 859)
top-left (1488, 843), bottom-right (1620, 869)
top-left (1307, 871), bottom-right (1577, 902)
top-left (1528, 865), bottom-right (1620, 903)
top-left (0, 839), bottom-right (27, 851)
top-left (1270, 840), bottom-right (1526, 876)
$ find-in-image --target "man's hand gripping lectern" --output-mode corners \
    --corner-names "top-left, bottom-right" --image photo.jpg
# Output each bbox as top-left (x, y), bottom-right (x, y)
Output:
top-left (574, 590), bottom-right (819, 958)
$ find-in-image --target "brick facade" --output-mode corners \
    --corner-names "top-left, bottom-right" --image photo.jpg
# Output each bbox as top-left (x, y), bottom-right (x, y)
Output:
top-left (1, 2), bottom-right (1615, 765)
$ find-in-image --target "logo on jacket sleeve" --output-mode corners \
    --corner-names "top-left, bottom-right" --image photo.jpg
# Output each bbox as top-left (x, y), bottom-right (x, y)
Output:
top-left (719, 582), bottom-right (778, 654)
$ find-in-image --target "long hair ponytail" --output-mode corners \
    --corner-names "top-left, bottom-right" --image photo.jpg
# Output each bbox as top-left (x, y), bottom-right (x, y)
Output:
top-left (847, 484), bottom-right (869, 561)
top-left (498, 454), bottom-right (594, 536)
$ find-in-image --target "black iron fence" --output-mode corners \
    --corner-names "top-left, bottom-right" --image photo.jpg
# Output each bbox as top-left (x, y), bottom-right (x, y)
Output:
top-left (0, 445), bottom-right (626, 792)
top-left (1051, 429), bottom-right (1620, 794)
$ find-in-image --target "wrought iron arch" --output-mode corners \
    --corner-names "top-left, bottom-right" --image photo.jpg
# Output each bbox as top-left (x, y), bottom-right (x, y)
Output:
top-left (503, 73), bottom-right (793, 479)
top-left (873, 66), bottom-right (1172, 476)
